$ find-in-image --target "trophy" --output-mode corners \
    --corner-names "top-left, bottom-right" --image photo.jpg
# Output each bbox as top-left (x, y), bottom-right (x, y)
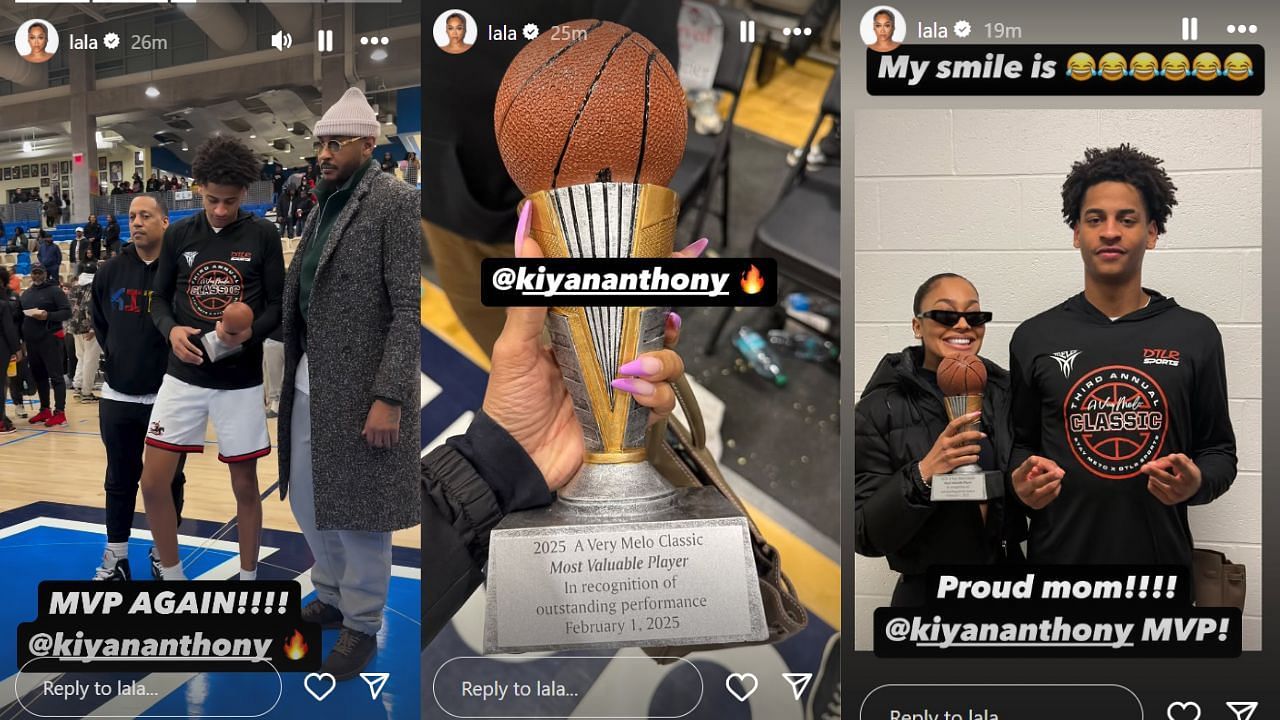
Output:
top-left (482, 20), bottom-right (767, 653)
top-left (200, 302), bottom-right (251, 363)
top-left (932, 354), bottom-right (1003, 501)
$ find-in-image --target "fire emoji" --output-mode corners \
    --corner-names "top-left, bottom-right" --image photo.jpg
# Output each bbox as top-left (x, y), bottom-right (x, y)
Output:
top-left (282, 630), bottom-right (308, 661)
top-left (740, 264), bottom-right (765, 295)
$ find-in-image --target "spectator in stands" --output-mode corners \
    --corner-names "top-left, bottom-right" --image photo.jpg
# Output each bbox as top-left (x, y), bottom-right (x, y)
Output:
top-left (0, 217), bottom-right (5, 242)
top-left (147, 172), bottom-right (162, 193)
top-left (84, 215), bottom-right (102, 261)
top-left (70, 228), bottom-right (84, 265)
top-left (37, 232), bottom-right (61, 279)
top-left (4, 227), bottom-right (23, 253)
top-left (19, 264), bottom-right (71, 427)
top-left (381, 151), bottom-right (397, 174)
top-left (44, 195), bottom-right (62, 229)
top-left (105, 215), bottom-right (121, 258)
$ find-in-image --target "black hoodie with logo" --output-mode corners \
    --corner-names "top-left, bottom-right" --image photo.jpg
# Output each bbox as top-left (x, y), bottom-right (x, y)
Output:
top-left (1008, 290), bottom-right (1237, 568)
top-left (151, 210), bottom-right (284, 390)
top-left (91, 244), bottom-right (168, 396)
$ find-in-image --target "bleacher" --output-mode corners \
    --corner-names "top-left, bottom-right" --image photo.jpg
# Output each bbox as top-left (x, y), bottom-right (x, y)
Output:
top-left (3, 203), bottom-right (280, 288)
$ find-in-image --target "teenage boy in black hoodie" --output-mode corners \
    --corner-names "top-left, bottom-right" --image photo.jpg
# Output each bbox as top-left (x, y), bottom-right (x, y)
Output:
top-left (90, 195), bottom-right (188, 580)
top-left (141, 136), bottom-right (284, 581)
top-left (1008, 145), bottom-right (1237, 569)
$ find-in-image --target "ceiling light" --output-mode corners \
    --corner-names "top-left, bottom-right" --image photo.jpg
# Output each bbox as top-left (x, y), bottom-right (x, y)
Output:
top-left (250, 134), bottom-right (256, 139)
top-left (145, 86), bottom-right (160, 98)
top-left (182, 146), bottom-right (188, 151)
top-left (23, 140), bottom-right (33, 154)
top-left (370, 48), bottom-right (388, 62)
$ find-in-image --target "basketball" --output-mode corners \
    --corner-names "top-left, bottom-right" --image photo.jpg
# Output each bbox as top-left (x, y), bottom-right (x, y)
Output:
top-left (937, 354), bottom-right (987, 396)
top-left (221, 301), bottom-right (253, 335)
top-left (494, 19), bottom-right (687, 195)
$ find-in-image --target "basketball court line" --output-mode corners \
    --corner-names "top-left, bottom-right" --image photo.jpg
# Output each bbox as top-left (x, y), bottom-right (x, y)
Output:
top-left (0, 506), bottom-right (421, 719)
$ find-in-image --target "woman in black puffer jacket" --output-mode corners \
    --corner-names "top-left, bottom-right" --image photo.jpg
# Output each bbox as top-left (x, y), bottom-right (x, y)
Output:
top-left (855, 273), bottom-right (1035, 606)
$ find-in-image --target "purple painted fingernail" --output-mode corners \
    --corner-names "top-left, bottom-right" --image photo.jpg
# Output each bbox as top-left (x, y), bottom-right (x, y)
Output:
top-left (515, 201), bottom-right (531, 255)
top-left (685, 237), bottom-right (709, 258)
top-left (611, 377), bottom-right (656, 396)
top-left (618, 356), bottom-right (661, 376)
top-left (667, 311), bottom-right (682, 331)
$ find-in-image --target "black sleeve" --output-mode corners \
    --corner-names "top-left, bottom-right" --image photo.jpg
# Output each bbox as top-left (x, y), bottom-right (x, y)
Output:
top-left (1008, 328), bottom-right (1039, 495)
top-left (1187, 324), bottom-right (1237, 505)
top-left (0, 304), bottom-right (17, 353)
top-left (854, 398), bottom-right (936, 557)
top-left (151, 226), bottom-right (179, 340)
top-left (250, 226), bottom-right (284, 346)
top-left (91, 269), bottom-right (109, 353)
top-left (46, 287), bottom-right (71, 323)
top-left (421, 411), bottom-right (554, 647)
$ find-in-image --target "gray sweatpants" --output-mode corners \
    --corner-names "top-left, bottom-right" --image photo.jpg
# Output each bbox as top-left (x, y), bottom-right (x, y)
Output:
top-left (288, 388), bottom-right (392, 636)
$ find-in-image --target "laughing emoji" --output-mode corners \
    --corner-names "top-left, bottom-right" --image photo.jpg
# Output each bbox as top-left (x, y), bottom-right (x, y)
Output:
top-left (1161, 52), bottom-right (1190, 81)
top-left (1066, 52), bottom-right (1096, 81)
top-left (1224, 52), bottom-right (1253, 81)
top-left (1193, 52), bottom-right (1221, 81)
top-left (1129, 52), bottom-right (1158, 81)
top-left (1098, 52), bottom-right (1127, 81)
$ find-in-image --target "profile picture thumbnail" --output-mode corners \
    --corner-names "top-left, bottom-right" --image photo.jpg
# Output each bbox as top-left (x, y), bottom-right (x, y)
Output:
top-left (434, 9), bottom-right (477, 55)
top-left (15, 19), bottom-right (59, 64)
top-left (861, 6), bottom-right (905, 53)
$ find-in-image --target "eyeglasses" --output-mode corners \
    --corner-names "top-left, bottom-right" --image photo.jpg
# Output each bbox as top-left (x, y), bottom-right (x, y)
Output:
top-left (916, 310), bottom-right (993, 327)
top-left (312, 137), bottom-right (364, 155)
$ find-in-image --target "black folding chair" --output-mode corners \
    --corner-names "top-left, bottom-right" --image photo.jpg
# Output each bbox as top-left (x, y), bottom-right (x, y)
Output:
top-left (704, 66), bottom-right (840, 355)
top-left (669, 5), bottom-right (754, 251)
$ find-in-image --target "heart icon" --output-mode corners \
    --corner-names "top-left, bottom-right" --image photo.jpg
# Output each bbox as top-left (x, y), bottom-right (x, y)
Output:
top-left (304, 672), bottom-right (337, 702)
top-left (1166, 701), bottom-right (1201, 720)
top-left (725, 673), bottom-right (758, 702)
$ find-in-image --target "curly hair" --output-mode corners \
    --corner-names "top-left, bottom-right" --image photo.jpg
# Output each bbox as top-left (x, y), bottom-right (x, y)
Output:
top-left (1061, 144), bottom-right (1178, 234)
top-left (190, 136), bottom-right (259, 189)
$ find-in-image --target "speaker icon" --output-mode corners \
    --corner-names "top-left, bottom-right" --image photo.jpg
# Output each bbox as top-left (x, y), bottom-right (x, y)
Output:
top-left (271, 30), bottom-right (293, 52)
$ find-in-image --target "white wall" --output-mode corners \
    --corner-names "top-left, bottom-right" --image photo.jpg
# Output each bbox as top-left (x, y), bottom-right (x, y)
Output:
top-left (852, 109), bottom-right (1263, 651)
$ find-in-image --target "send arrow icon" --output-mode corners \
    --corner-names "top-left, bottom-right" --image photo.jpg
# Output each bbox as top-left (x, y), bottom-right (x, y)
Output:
top-left (1226, 701), bottom-right (1258, 720)
top-left (782, 673), bottom-right (813, 701)
top-left (360, 672), bottom-right (390, 700)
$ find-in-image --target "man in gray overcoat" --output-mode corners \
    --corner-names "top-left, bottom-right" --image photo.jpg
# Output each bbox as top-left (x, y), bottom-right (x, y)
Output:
top-left (277, 87), bottom-right (421, 679)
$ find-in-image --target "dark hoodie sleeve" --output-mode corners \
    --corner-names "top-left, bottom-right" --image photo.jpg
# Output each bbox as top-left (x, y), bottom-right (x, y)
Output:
top-left (249, 225), bottom-right (284, 345)
top-left (91, 269), bottom-right (109, 352)
top-left (151, 225), bottom-right (179, 340)
top-left (1007, 327), bottom-right (1039, 497)
top-left (854, 396), bottom-right (936, 557)
top-left (1187, 323), bottom-right (1237, 504)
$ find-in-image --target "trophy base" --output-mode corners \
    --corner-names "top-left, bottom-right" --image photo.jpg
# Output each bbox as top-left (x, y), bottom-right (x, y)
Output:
top-left (556, 459), bottom-right (677, 517)
top-left (484, 486), bottom-right (768, 653)
top-left (200, 332), bottom-right (243, 363)
top-left (931, 467), bottom-right (1004, 502)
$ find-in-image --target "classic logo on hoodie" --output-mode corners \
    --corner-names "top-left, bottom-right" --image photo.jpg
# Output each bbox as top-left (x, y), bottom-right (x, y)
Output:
top-left (186, 260), bottom-right (243, 320)
top-left (1063, 365), bottom-right (1168, 480)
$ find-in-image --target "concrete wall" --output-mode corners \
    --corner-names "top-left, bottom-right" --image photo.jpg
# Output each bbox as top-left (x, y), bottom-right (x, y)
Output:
top-left (852, 108), bottom-right (1263, 651)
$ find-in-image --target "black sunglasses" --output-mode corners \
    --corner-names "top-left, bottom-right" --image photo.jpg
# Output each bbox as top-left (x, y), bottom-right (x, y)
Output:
top-left (916, 310), bottom-right (993, 327)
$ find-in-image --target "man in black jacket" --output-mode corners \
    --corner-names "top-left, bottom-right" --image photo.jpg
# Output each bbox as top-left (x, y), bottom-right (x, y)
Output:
top-left (1008, 145), bottom-right (1237, 568)
top-left (19, 264), bottom-right (71, 427)
top-left (140, 136), bottom-right (284, 582)
top-left (91, 195), bottom-right (188, 580)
